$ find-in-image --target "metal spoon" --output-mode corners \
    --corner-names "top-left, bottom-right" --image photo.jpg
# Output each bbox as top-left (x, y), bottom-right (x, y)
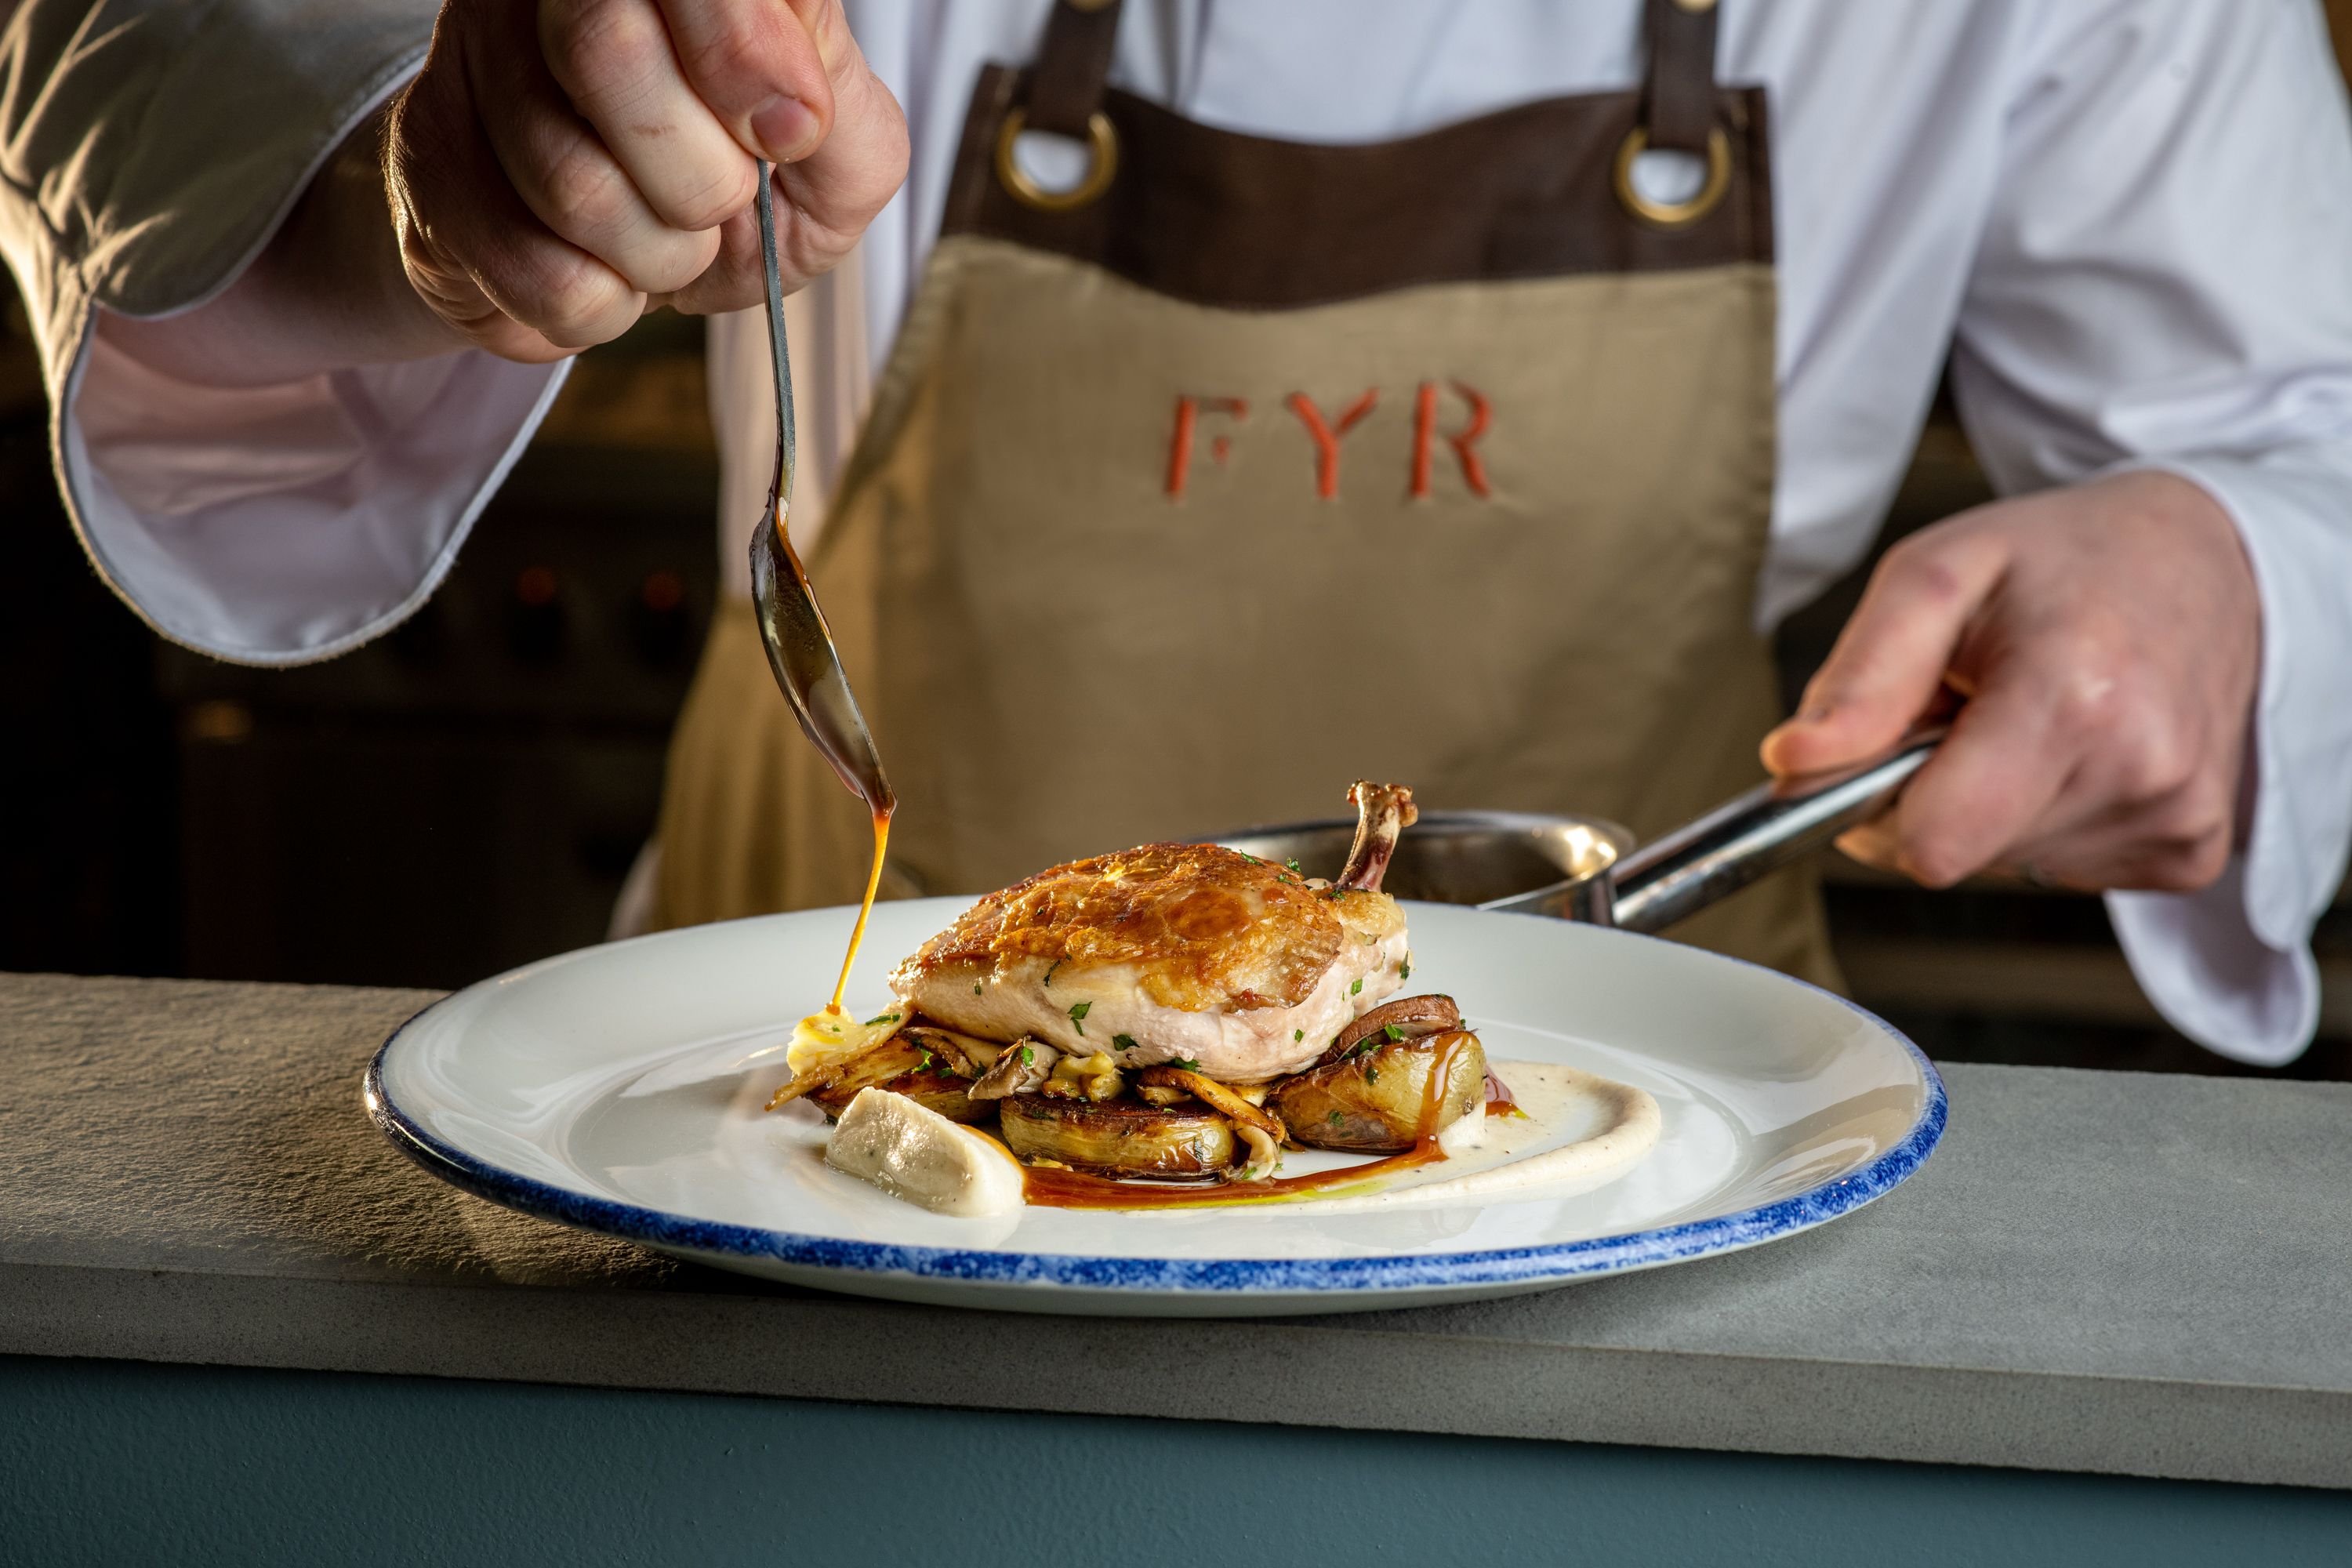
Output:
top-left (746, 162), bottom-right (895, 816)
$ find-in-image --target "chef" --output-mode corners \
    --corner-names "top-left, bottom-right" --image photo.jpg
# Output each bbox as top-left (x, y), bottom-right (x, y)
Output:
top-left (6, 0), bottom-right (2350, 1066)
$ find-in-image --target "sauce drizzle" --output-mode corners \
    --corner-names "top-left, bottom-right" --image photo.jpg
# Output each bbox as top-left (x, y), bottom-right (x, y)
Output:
top-left (827, 808), bottom-right (891, 1017)
top-left (1022, 1031), bottom-right (1477, 1210)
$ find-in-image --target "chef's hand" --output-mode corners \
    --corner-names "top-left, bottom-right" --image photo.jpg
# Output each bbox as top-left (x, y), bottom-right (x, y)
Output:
top-left (1759, 470), bottom-right (2260, 893)
top-left (387, 0), bottom-right (907, 361)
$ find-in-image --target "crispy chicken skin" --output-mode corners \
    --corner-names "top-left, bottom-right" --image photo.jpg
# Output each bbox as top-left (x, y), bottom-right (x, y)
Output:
top-left (905, 843), bottom-right (1342, 1009)
top-left (891, 843), bottom-right (1410, 1083)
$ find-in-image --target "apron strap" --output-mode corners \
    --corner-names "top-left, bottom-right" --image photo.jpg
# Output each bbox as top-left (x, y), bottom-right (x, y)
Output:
top-left (1641, 0), bottom-right (1722, 154)
top-left (1026, 0), bottom-right (1123, 138)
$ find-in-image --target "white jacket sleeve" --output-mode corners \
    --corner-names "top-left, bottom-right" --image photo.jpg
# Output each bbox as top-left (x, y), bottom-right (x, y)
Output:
top-left (1950, 0), bottom-right (2352, 1065)
top-left (0, 1), bottom-right (567, 664)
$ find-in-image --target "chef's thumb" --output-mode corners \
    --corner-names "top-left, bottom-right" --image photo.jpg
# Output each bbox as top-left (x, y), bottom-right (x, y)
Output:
top-left (655, 0), bottom-right (842, 165)
top-left (1761, 532), bottom-right (2002, 777)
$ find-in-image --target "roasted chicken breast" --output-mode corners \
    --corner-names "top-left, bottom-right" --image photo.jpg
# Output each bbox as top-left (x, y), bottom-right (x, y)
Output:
top-left (889, 784), bottom-right (1419, 1083)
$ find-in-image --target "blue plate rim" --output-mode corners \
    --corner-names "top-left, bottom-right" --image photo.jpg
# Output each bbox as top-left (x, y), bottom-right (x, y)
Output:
top-left (364, 918), bottom-right (1947, 1298)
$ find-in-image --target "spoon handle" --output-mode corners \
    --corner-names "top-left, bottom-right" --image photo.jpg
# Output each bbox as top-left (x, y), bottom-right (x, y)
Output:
top-left (756, 162), bottom-right (796, 512)
top-left (1605, 728), bottom-right (1946, 935)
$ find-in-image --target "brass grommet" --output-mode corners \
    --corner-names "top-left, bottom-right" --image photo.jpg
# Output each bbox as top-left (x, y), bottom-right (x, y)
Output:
top-left (1613, 124), bottom-right (1732, 230)
top-left (995, 107), bottom-right (1119, 212)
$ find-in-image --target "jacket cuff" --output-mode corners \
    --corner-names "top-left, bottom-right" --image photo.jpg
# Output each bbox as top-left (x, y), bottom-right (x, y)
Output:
top-left (2104, 452), bottom-right (2352, 1064)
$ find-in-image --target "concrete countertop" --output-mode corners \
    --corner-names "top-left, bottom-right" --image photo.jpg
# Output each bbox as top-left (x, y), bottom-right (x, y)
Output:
top-left (2, 971), bottom-right (2347, 1489)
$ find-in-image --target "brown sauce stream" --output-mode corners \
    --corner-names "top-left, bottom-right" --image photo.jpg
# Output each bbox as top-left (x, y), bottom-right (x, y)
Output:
top-left (1022, 1032), bottom-right (1476, 1211)
top-left (826, 809), bottom-right (891, 1018)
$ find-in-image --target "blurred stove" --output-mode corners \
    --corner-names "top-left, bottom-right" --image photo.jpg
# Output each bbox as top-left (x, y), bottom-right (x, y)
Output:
top-left (158, 320), bottom-right (719, 990)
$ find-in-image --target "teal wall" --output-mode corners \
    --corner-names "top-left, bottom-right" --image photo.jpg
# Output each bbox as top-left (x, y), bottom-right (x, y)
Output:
top-left (1, 1355), bottom-right (2346, 1566)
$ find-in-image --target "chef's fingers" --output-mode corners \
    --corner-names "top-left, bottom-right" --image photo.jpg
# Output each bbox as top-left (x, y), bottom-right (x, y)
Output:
top-left (1986, 698), bottom-right (2239, 892)
top-left (539, 0), bottom-right (763, 233)
top-left (1997, 789), bottom-right (2235, 892)
top-left (666, 203), bottom-right (763, 316)
top-left (1761, 528), bottom-right (2009, 778)
top-left (1841, 664), bottom-right (2076, 888)
top-left (470, 9), bottom-right (719, 296)
top-left (652, 0), bottom-right (840, 165)
top-left (389, 58), bottom-right (639, 357)
top-left (768, 18), bottom-right (907, 279)
top-left (665, 4), bottom-right (904, 314)
top-left (1857, 782), bottom-right (2228, 892)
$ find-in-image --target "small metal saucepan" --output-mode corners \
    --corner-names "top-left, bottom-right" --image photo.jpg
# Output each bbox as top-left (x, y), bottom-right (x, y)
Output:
top-left (1215, 730), bottom-right (1944, 934)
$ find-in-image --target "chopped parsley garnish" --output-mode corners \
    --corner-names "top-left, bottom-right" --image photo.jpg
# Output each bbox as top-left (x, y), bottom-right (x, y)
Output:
top-left (1349, 978), bottom-right (1363, 996)
top-left (1382, 1023), bottom-right (1405, 1043)
top-left (1235, 851), bottom-right (1263, 865)
top-left (1286, 857), bottom-right (1304, 874)
top-left (1042, 960), bottom-right (1061, 987)
top-left (1399, 960), bottom-right (1411, 982)
top-left (1364, 1066), bottom-right (1380, 1083)
top-left (863, 1011), bottom-right (899, 1027)
top-left (1293, 1029), bottom-right (1304, 1042)
top-left (1327, 1111), bottom-right (1343, 1124)
top-left (1018, 1045), bottom-right (1035, 1065)
top-left (972, 982), bottom-right (983, 995)
top-left (1068, 1000), bottom-right (1091, 1035)
top-left (1112, 1033), bottom-right (1138, 1052)
top-left (1170, 1057), bottom-right (1202, 1072)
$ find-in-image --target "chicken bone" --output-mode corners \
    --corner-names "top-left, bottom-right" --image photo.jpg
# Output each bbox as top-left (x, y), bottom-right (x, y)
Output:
top-left (1335, 781), bottom-right (1418, 892)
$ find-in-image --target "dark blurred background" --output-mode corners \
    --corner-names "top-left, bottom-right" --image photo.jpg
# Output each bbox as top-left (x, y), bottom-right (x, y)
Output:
top-left (0, 296), bottom-right (717, 992)
top-left (5, 15), bottom-right (2350, 1082)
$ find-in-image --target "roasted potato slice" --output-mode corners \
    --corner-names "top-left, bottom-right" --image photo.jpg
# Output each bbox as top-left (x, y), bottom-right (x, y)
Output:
top-left (998, 1094), bottom-right (1235, 1180)
top-left (1276, 1029), bottom-right (1486, 1152)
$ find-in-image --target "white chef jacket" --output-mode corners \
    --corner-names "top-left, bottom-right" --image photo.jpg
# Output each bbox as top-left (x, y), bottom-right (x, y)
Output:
top-left (8, 0), bottom-right (2352, 1066)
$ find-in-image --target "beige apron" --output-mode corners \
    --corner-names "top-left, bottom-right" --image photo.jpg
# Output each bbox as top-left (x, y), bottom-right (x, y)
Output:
top-left (656, 0), bottom-right (1838, 989)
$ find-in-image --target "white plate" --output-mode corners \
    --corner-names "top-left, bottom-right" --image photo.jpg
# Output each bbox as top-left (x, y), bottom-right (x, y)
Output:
top-left (367, 900), bottom-right (1944, 1316)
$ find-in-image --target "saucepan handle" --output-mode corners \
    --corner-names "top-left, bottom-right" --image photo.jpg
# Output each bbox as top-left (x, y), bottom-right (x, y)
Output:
top-left (1603, 728), bottom-right (1947, 935)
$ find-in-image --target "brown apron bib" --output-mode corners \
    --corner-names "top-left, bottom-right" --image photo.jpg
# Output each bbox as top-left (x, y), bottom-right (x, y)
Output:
top-left (655, 0), bottom-right (1838, 989)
